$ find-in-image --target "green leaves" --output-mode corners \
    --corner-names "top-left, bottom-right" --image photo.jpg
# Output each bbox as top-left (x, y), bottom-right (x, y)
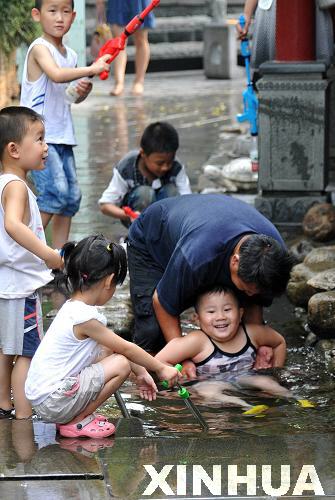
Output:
top-left (0, 0), bottom-right (39, 56)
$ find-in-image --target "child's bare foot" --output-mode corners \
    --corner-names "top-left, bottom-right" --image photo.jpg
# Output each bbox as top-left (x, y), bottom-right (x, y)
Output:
top-left (110, 83), bottom-right (124, 96)
top-left (131, 81), bottom-right (144, 95)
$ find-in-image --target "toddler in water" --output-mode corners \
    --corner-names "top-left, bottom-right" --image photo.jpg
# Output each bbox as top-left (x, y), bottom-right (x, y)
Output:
top-left (156, 286), bottom-right (303, 409)
top-left (25, 235), bottom-right (180, 438)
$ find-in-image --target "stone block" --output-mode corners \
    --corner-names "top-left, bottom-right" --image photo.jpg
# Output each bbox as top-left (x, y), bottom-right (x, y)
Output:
top-left (257, 62), bottom-right (329, 192)
top-left (308, 291), bottom-right (335, 338)
top-left (203, 23), bottom-right (244, 79)
top-left (255, 194), bottom-right (327, 225)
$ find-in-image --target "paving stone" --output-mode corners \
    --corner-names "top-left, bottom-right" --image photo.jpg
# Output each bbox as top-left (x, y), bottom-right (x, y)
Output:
top-left (0, 480), bottom-right (109, 500)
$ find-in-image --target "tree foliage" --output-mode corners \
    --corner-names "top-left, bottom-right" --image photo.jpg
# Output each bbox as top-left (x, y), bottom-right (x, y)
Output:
top-left (0, 0), bottom-right (39, 56)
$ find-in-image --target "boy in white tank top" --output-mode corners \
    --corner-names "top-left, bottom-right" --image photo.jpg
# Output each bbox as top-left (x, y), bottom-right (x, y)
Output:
top-left (0, 106), bottom-right (63, 419)
top-left (20, 0), bottom-right (111, 249)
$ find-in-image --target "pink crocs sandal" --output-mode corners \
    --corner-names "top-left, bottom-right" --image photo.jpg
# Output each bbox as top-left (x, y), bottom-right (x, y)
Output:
top-left (58, 414), bottom-right (115, 438)
top-left (56, 413), bottom-right (107, 431)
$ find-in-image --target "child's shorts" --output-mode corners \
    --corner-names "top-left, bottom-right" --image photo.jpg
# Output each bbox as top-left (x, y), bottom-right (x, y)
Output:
top-left (31, 144), bottom-right (82, 217)
top-left (0, 292), bottom-right (43, 356)
top-left (34, 363), bottom-right (105, 424)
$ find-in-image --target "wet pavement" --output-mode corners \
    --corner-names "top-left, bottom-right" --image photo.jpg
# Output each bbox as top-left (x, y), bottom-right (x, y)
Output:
top-left (2, 71), bottom-right (335, 499)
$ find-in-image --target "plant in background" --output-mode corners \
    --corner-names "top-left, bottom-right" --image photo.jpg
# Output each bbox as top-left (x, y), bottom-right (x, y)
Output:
top-left (0, 0), bottom-right (39, 57)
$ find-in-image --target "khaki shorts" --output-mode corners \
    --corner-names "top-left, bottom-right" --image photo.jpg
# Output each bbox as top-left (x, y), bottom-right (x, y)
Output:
top-left (34, 362), bottom-right (105, 424)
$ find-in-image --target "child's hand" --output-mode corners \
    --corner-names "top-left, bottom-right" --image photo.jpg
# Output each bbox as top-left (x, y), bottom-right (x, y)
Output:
top-left (156, 364), bottom-right (182, 388)
top-left (135, 371), bottom-right (158, 401)
top-left (90, 54), bottom-right (111, 76)
top-left (75, 78), bottom-right (93, 99)
top-left (45, 249), bottom-right (63, 270)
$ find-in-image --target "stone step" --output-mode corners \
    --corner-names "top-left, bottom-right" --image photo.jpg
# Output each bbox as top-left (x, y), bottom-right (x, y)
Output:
top-left (87, 40), bottom-right (204, 72)
top-left (86, 14), bottom-right (212, 46)
top-left (84, 0), bottom-right (244, 72)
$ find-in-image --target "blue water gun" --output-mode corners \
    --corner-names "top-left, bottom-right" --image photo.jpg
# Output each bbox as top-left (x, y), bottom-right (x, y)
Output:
top-left (236, 15), bottom-right (258, 136)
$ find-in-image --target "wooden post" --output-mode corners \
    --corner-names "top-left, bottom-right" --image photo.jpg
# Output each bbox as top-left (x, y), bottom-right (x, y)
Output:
top-left (276, 0), bottom-right (315, 61)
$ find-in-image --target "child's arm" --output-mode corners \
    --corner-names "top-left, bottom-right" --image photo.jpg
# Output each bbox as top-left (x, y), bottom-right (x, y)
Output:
top-left (99, 170), bottom-right (131, 223)
top-left (247, 324), bottom-right (287, 367)
top-left (29, 44), bottom-right (111, 83)
top-left (175, 166), bottom-right (192, 195)
top-left (155, 331), bottom-right (206, 366)
top-left (129, 362), bottom-right (158, 401)
top-left (3, 181), bottom-right (62, 269)
top-left (76, 320), bottom-right (181, 386)
top-left (100, 202), bottom-right (132, 224)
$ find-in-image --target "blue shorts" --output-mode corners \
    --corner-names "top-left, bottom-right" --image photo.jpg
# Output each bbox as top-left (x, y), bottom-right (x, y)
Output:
top-left (23, 295), bottom-right (42, 357)
top-left (107, 0), bottom-right (155, 28)
top-left (31, 144), bottom-right (82, 217)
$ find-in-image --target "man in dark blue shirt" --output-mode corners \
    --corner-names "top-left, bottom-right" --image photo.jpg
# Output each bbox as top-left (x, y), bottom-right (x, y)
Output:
top-left (127, 194), bottom-right (293, 365)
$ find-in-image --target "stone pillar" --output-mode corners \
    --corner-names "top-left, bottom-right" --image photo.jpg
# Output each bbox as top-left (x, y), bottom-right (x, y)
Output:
top-left (254, 0), bottom-right (333, 226)
top-left (255, 62), bottom-right (329, 225)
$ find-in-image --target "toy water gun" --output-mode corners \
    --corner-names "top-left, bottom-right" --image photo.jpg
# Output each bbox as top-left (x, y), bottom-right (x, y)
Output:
top-left (162, 364), bottom-right (208, 431)
top-left (122, 206), bottom-right (139, 220)
top-left (236, 15), bottom-right (258, 136)
top-left (97, 0), bottom-right (160, 80)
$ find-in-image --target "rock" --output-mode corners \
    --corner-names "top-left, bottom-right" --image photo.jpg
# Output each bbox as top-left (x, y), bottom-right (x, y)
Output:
top-left (197, 172), bottom-right (222, 193)
top-left (202, 164), bottom-right (222, 181)
top-left (315, 338), bottom-right (335, 353)
top-left (98, 279), bottom-right (134, 340)
top-left (233, 134), bottom-right (252, 157)
top-left (221, 158), bottom-right (258, 191)
top-left (308, 291), bottom-right (335, 338)
top-left (289, 238), bottom-right (317, 263)
top-left (307, 268), bottom-right (335, 292)
top-left (305, 331), bottom-right (319, 346)
top-left (303, 245), bottom-right (335, 272)
top-left (302, 203), bottom-right (335, 241)
top-left (286, 263), bottom-right (316, 307)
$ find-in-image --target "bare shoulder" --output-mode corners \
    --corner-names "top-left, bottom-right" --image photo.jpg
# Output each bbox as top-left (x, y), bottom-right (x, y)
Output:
top-left (73, 318), bottom-right (110, 340)
top-left (30, 42), bottom-right (54, 60)
top-left (2, 179), bottom-right (28, 201)
top-left (245, 322), bottom-right (285, 348)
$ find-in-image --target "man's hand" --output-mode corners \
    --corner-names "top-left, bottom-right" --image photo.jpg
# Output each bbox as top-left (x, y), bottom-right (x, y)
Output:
top-left (253, 346), bottom-right (274, 370)
top-left (135, 370), bottom-right (158, 401)
top-left (180, 359), bottom-right (197, 380)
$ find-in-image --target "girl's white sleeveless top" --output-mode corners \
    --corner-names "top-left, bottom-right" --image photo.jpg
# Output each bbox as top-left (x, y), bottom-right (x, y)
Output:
top-left (20, 37), bottom-right (77, 145)
top-left (0, 174), bottom-right (52, 298)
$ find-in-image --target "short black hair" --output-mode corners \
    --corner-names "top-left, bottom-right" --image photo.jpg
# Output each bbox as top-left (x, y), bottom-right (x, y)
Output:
top-left (195, 285), bottom-right (239, 312)
top-left (56, 234), bottom-right (127, 294)
top-left (238, 234), bottom-right (294, 296)
top-left (140, 121), bottom-right (179, 155)
top-left (0, 106), bottom-right (43, 161)
top-left (35, 0), bottom-right (74, 9)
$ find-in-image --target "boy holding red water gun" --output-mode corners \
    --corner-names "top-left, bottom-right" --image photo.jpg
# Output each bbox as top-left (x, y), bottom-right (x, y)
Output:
top-left (20, 0), bottom-right (111, 249)
top-left (99, 122), bottom-right (192, 227)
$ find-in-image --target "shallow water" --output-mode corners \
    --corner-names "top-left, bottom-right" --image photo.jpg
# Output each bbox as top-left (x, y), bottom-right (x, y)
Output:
top-left (100, 295), bottom-right (335, 439)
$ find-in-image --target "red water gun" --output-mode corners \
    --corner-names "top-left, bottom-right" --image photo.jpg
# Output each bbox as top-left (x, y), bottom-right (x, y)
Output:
top-left (123, 206), bottom-right (139, 220)
top-left (97, 0), bottom-right (160, 80)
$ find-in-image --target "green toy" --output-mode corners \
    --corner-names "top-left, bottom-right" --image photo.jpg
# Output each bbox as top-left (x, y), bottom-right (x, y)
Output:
top-left (162, 364), bottom-right (208, 431)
